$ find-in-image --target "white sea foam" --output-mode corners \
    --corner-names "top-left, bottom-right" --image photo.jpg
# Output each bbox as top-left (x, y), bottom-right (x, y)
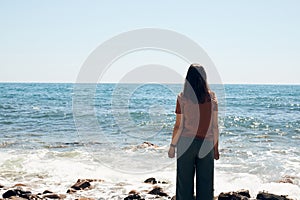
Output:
top-left (0, 149), bottom-right (299, 199)
top-left (214, 170), bottom-right (300, 199)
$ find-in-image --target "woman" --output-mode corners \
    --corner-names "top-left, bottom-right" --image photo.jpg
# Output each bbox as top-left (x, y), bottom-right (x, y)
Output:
top-left (168, 64), bottom-right (219, 200)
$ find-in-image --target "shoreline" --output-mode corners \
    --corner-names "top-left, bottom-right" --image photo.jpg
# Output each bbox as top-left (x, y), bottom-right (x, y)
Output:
top-left (0, 178), bottom-right (296, 200)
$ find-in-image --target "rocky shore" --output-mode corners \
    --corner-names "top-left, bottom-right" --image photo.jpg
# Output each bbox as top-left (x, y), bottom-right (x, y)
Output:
top-left (0, 178), bottom-right (294, 200)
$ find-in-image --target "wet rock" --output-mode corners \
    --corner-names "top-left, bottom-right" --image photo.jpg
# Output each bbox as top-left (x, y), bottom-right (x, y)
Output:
top-left (71, 179), bottom-right (91, 190)
top-left (141, 142), bottom-right (158, 148)
top-left (69, 178), bottom-right (104, 192)
top-left (42, 190), bottom-right (54, 194)
top-left (29, 194), bottom-right (40, 200)
top-left (144, 177), bottom-right (157, 184)
top-left (2, 190), bottom-right (17, 198)
top-left (277, 175), bottom-right (295, 184)
top-left (77, 179), bottom-right (104, 183)
top-left (13, 183), bottom-right (27, 187)
top-left (42, 193), bottom-right (66, 199)
top-left (8, 197), bottom-right (27, 200)
top-left (66, 188), bottom-right (77, 194)
top-left (256, 192), bottom-right (291, 200)
top-left (148, 186), bottom-right (168, 197)
top-left (278, 178), bottom-right (293, 184)
top-left (124, 194), bottom-right (145, 200)
top-left (237, 190), bottom-right (250, 198)
top-left (2, 189), bottom-right (31, 199)
top-left (129, 190), bottom-right (138, 194)
top-left (218, 191), bottom-right (249, 200)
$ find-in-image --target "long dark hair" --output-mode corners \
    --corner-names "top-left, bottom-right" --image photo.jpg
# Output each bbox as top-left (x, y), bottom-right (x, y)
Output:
top-left (183, 64), bottom-right (210, 104)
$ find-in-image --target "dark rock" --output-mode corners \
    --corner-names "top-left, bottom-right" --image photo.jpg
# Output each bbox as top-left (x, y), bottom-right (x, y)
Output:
top-left (256, 192), bottom-right (291, 200)
top-left (2, 189), bottom-right (31, 199)
top-left (66, 188), bottom-right (77, 194)
top-left (71, 179), bottom-right (91, 190)
top-left (218, 191), bottom-right (249, 200)
top-left (43, 190), bottom-right (53, 194)
top-left (237, 190), bottom-right (250, 198)
top-left (16, 189), bottom-right (32, 199)
top-left (124, 194), bottom-right (144, 200)
top-left (144, 177), bottom-right (157, 184)
top-left (3, 190), bottom-right (17, 198)
top-left (69, 178), bottom-right (103, 192)
top-left (77, 179), bottom-right (104, 183)
top-left (0, 184), bottom-right (4, 188)
top-left (42, 193), bottom-right (65, 199)
top-left (157, 180), bottom-right (168, 184)
top-left (29, 194), bottom-right (40, 200)
top-left (141, 142), bottom-right (158, 148)
top-left (129, 190), bottom-right (138, 194)
top-left (148, 186), bottom-right (168, 197)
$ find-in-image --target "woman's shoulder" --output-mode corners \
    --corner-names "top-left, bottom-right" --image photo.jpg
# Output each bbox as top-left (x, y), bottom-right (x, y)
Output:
top-left (177, 92), bottom-right (186, 102)
top-left (209, 90), bottom-right (218, 104)
top-left (177, 92), bottom-right (183, 98)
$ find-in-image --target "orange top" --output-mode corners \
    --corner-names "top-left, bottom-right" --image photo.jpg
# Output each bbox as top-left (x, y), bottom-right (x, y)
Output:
top-left (175, 91), bottom-right (218, 140)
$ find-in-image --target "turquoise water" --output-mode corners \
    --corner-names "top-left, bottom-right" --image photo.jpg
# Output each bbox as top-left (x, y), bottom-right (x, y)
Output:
top-left (0, 83), bottom-right (299, 198)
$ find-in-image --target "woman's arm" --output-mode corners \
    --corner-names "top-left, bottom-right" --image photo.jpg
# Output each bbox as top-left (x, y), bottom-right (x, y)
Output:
top-left (168, 114), bottom-right (184, 158)
top-left (212, 110), bottom-right (219, 160)
top-left (171, 114), bottom-right (184, 145)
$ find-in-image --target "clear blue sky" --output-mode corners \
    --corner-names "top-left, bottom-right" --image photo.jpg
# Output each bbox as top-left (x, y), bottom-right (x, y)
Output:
top-left (0, 0), bottom-right (299, 84)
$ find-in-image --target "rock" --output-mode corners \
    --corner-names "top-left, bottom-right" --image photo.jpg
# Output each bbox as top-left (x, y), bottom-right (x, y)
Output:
top-left (144, 178), bottom-right (157, 184)
top-left (71, 179), bottom-right (91, 190)
top-left (66, 188), bottom-right (77, 194)
top-left (218, 191), bottom-right (249, 200)
top-left (43, 190), bottom-right (54, 194)
top-left (69, 178), bottom-right (103, 192)
top-left (141, 142), bottom-right (158, 148)
top-left (8, 197), bottom-right (27, 200)
top-left (2, 190), bottom-right (17, 198)
top-left (42, 193), bottom-right (66, 199)
top-left (278, 178), bottom-right (293, 184)
top-left (2, 189), bottom-right (31, 199)
top-left (75, 198), bottom-right (95, 200)
top-left (256, 192), bottom-right (291, 200)
top-left (124, 194), bottom-right (145, 200)
top-left (148, 186), bottom-right (168, 197)
top-left (77, 179), bottom-right (104, 183)
top-left (237, 190), bottom-right (250, 198)
top-left (129, 190), bottom-right (138, 194)
top-left (13, 184), bottom-right (27, 187)
top-left (0, 184), bottom-right (4, 188)
top-left (29, 194), bottom-right (40, 199)
top-left (171, 196), bottom-right (176, 200)
top-left (277, 175), bottom-right (295, 184)
top-left (16, 190), bottom-right (31, 199)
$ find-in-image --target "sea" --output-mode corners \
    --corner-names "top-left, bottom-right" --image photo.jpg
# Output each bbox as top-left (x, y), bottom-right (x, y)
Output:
top-left (0, 83), bottom-right (299, 199)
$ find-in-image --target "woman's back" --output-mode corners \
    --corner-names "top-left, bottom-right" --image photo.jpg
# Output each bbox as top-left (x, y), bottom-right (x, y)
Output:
top-left (176, 91), bottom-right (217, 140)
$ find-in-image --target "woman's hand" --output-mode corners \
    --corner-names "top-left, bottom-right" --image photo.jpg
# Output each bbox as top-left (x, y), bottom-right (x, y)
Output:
top-left (214, 148), bottom-right (219, 160)
top-left (168, 146), bottom-right (175, 158)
